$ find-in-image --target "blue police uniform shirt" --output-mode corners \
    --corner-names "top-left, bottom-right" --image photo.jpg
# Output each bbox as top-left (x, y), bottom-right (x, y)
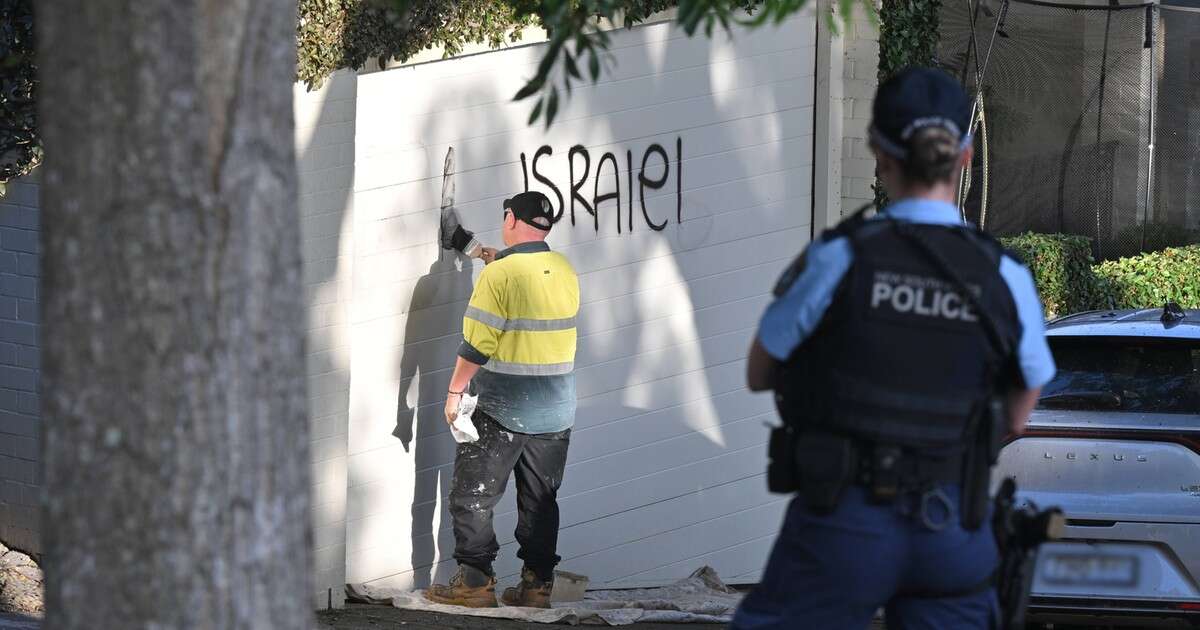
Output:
top-left (758, 198), bottom-right (1056, 389)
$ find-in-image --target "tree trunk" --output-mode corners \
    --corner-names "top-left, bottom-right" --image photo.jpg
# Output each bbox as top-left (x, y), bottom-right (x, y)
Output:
top-left (37, 1), bottom-right (313, 627)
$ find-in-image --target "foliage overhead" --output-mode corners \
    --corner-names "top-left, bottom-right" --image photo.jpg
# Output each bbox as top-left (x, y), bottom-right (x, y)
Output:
top-left (299, 0), bottom-right (871, 126)
top-left (5, 0), bottom-right (872, 191)
top-left (0, 0), bottom-right (38, 197)
top-left (298, 1), bottom-right (539, 89)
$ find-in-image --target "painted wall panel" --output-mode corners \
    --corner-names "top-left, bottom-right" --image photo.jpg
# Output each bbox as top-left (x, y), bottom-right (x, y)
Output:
top-left (294, 69), bottom-right (357, 609)
top-left (345, 13), bottom-right (816, 590)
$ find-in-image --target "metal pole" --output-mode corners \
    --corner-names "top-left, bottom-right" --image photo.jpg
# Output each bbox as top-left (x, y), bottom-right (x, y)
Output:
top-left (1142, 4), bottom-right (1157, 252)
top-left (1094, 7), bottom-right (1115, 259)
top-left (959, 0), bottom-right (1009, 214)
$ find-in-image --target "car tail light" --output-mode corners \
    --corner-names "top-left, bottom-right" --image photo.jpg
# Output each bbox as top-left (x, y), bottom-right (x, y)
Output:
top-left (1008, 427), bottom-right (1200, 456)
top-left (1178, 602), bottom-right (1200, 612)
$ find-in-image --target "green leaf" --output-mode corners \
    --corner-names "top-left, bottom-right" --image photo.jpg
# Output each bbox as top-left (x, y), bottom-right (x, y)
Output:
top-left (564, 51), bottom-right (582, 80)
top-left (512, 76), bottom-right (546, 101)
top-left (545, 88), bottom-right (560, 127)
top-left (677, 0), bottom-right (704, 34)
top-left (528, 97), bottom-right (545, 125)
top-left (535, 36), bottom-right (566, 83)
top-left (588, 49), bottom-right (601, 81)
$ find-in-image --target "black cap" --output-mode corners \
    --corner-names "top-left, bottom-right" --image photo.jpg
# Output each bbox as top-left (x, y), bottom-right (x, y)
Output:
top-left (503, 191), bottom-right (555, 231)
top-left (869, 67), bottom-right (972, 160)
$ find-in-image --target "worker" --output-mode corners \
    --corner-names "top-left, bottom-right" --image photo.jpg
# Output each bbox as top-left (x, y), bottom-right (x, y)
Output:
top-left (425, 191), bottom-right (580, 609)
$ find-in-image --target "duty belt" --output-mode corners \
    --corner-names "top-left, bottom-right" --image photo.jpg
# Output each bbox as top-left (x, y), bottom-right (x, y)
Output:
top-left (855, 444), bottom-right (964, 486)
top-left (855, 442), bottom-right (964, 530)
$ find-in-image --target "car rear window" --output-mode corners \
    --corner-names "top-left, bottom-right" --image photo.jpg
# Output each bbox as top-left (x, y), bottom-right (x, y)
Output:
top-left (1039, 336), bottom-right (1200, 414)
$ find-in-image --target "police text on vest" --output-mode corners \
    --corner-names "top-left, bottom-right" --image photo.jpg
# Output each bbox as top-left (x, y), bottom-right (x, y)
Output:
top-left (870, 271), bottom-right (979, 322)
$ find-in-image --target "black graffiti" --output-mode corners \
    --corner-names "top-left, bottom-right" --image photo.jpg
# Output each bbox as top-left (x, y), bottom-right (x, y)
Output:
top-left (639, 144), bottom-right (669, 231)
top-left (519, 137), bottom-right (682, 234)
top-left (595, 152), bottom-right (620, 234)
top-left (676, 137), bottom-right (682, 224)
top-left (520, 152), bottom-right (529, 192)
top-left (626, 150), bottom-right (634, 233)
top-left (569, 145), bottom-right (592, 229)
top-left (531, 146), bottom-right (564, 223)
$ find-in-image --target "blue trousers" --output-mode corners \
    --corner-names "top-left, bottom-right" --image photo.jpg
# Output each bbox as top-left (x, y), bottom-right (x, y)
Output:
top-left (732, 486), bottom-right (999, 630)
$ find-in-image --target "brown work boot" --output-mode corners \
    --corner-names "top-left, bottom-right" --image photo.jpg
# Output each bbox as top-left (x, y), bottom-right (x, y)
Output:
top-left (425, 564), bottom-right (498, 608)
top-left (501, 567), bottom-right (553, 608)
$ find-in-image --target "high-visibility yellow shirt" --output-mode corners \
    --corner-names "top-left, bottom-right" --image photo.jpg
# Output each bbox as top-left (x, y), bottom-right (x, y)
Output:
top-left (458, 241), bottom-right (579, 433)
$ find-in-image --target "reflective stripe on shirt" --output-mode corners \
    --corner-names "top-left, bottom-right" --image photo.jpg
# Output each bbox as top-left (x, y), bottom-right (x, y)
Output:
top-left (483, 358), bottom-right (575, 376)
top-left (463, 306), bottom-right (576, 332)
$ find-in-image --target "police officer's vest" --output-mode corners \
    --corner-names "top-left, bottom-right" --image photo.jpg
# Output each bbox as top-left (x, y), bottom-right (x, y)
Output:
top-left (776, 213), bottom-right (1021, 454)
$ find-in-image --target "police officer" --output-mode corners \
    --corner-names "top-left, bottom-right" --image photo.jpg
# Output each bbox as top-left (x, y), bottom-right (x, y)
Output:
top-left (730, 67), bottom-right (1056, 629)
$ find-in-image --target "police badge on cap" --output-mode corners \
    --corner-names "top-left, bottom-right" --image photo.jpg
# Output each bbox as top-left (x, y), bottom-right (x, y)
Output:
top-left (868, 67), bottom-right (972, 160)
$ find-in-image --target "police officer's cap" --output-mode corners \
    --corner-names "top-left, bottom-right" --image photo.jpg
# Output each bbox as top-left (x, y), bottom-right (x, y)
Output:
top-left (869, 67), bottom-right (971, 160)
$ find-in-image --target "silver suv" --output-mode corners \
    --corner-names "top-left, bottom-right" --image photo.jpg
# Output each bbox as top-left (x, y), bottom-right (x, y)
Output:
top-left (996, 306), bottom-right (1200, 628)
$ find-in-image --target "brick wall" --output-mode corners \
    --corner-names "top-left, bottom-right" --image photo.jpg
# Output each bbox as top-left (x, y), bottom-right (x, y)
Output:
top-left (0, 173), bottom-right (41, 556)
top-left (840, 4), bottom-right (880, 215)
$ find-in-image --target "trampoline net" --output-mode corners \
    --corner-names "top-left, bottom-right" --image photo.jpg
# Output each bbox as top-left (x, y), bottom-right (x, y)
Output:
top-left (1150, 3), bottom-right (1200, 251)
top-left (938, 0), bottom-right (1198, 259)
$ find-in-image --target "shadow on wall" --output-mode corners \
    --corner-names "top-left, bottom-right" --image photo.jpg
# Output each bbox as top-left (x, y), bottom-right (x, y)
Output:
top-left (362, 75), bottom-right (515, 590)
top-left (393, 256), bottom-right (474, 587)
top-left (393, 257), bottom-right (473, 452)
top-left (394, 147), bottom-right (477, 584)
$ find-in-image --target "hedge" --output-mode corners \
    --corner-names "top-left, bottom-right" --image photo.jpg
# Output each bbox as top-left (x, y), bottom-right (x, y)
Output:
top-left (999, 233), bottom-right (1200, 318)
top-left (998, 233), bottom-right (1108, 318)
top-left (1095, 245), bottom-right (1200, 311)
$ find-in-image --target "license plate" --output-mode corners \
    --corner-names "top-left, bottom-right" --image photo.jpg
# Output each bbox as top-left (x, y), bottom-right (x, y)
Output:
top-left (1041, 553), bottom-right (1139, 586)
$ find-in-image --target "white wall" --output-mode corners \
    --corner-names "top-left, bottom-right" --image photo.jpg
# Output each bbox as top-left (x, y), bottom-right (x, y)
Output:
top-left (294, 70), bottom-right (357, 609)
top-left (342, 12), bottom-right (817, 592)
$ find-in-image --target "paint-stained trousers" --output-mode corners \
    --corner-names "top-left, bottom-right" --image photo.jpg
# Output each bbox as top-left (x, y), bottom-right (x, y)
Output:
top-left (449, 411), bottom-right (570, 579)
